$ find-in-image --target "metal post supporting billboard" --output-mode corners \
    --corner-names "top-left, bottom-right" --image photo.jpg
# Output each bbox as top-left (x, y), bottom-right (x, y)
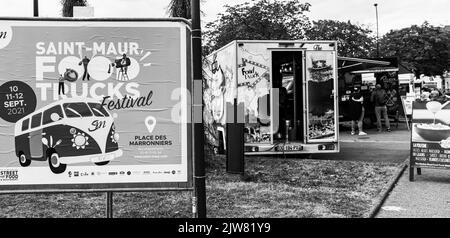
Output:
top-left (33, 0), bottom-right (39, 17)
top-left (106, 192), bottom-right (113, 218)
top-left (191, 0), bottom-right (207, 218)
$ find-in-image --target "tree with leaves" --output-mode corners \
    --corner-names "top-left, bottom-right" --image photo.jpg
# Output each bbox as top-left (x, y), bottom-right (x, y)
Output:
top-left (380, 22), bottom-right (450, 77)
top-left (61, 0), bottom-right (88, 17)
top-left (167, 0), bottom-right (191, 19)
top-left (305, 20), bottom-right (376, 58)
top-left (203, 0), bottom-right (311, 55)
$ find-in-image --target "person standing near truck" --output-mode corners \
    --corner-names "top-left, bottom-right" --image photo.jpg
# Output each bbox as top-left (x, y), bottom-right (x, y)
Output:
top-left (349, 87), bottom-right (367, 136)
top-left (371, 84), bottom-right (391, 132)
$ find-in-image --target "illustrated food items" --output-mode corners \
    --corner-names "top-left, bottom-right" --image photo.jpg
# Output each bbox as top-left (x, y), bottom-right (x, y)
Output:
top-left (439, 139), bottom-right (450, 149)
top-left (426, 101), bottom-right (443, 114)
top-left (416, 123), bottom-right (450, 130)
top-left (308, 120), bottom-right (335, 139)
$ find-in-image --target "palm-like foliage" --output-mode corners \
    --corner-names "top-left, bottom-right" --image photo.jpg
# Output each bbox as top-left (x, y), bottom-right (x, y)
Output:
top-left (167, 0), bottom-right (191, 19)
top-left (61, 0), bottom-right (88, 17)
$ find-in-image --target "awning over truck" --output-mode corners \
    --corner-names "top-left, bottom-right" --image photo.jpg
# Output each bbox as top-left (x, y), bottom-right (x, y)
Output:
top-left (338, 56), bottom-right (391, 71)
top-left (351, 67), bottom-right (398, 74)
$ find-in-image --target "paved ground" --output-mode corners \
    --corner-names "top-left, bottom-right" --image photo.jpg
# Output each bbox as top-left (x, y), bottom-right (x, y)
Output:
top-left (333, 123), bottom-right (450, 218)
top-left (376, 168), bottom-right (450, 218)
top-left (313, 122), bottom-right (450, 218)
top-left (312, 123), bottom-right (410, 163)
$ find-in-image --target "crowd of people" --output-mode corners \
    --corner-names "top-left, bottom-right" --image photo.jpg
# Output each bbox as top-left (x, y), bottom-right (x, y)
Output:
top-left (349, 83), bottom-right (450, 136)
top-left (349, 83), bottom-right (397, 135)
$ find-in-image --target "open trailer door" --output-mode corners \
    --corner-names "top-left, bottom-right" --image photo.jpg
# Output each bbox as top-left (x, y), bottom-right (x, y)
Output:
top-left (270, 48), bottom-right (305, 144)
top-left (305, 50), bottom-right (338, 144)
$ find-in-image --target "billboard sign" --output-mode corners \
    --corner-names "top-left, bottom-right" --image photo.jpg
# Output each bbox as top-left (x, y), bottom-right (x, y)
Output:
top-left (411, 100), bottom-right (450, 172)
top-left (0, 18), bottom-right (192, 191)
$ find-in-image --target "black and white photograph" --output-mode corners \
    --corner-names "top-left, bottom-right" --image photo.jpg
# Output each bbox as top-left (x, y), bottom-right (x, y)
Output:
top-left (0, 0), bottom-right (449, 233)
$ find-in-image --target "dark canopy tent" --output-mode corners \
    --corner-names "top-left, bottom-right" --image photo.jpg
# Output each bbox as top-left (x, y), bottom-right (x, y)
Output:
top-left (337, 57), bottom-right (403, 126)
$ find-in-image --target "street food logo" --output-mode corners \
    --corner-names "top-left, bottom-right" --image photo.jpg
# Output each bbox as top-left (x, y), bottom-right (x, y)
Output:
top-left (0, 169), bottom-right (19, 181)
top-left (35, 41), bottom-right (154, 102)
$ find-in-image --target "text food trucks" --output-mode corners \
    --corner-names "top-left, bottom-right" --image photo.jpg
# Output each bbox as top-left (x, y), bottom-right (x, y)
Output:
top-left (203, 40), bottom-right (339, 155)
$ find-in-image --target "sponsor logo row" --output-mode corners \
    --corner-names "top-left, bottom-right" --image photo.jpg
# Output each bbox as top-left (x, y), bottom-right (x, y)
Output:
top-left (68, 170), bottom-right (181, 178)
top-left (0, 169), bottom-right (182, 180)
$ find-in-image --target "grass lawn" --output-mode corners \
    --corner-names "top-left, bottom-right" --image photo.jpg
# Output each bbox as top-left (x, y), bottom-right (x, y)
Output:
top-left (0, 148), bottom-right (402, 218)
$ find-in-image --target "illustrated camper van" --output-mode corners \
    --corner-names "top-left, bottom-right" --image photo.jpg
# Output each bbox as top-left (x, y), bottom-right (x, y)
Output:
top-left (14, 98), bottom-right (123, 174)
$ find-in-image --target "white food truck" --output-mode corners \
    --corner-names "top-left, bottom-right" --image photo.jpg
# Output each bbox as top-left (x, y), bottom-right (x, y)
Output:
top-left (203, 40), bottom-right (339, 155)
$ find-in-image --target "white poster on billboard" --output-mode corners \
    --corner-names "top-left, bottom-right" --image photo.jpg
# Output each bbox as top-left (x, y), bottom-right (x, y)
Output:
top-left (0, 18), bottom-right (192, 191)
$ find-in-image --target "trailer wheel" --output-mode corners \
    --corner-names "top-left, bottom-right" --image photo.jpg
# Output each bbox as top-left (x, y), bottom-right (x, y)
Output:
top-left (95, 161), bottom-right (109, 166)
top-left (48, 152), bottom-right (66, 174)
top-left (18, 152), bottom-right (31, 167)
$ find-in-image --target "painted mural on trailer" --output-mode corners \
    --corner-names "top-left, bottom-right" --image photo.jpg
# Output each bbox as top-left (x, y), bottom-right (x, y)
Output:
top-left (0, 20), bottom-right (190, 186)
top-left (237, 44), bottom-right (271, 143)
top-left (306, 51), bottom-right (336, 141)
top-left (203, 43), bottom-right (236, 148)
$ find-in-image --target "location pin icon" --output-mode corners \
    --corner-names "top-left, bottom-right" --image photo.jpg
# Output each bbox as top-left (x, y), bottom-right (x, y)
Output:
top-left (145, 116), bottom-right (156, 133)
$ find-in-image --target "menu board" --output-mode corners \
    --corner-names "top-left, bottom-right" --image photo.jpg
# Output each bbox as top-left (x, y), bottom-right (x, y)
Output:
top-left (410, 100), bottom-right (450, 175)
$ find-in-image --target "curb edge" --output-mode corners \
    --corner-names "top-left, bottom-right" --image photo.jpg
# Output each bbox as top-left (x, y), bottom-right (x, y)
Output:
top-left (366, 157), bottom-right (409, 218)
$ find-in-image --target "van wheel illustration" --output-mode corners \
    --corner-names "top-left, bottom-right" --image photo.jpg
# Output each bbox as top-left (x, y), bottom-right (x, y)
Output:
top-left (95, 161), bottom-right (109, 166)
top-left (47, 150), bottom-right (67, 174)
top-left (18, 152), bottom-right (31, 167)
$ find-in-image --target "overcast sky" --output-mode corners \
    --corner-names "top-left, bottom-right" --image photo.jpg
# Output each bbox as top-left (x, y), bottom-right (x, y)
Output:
top-left (0, 0), bottom-right (448, 35)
